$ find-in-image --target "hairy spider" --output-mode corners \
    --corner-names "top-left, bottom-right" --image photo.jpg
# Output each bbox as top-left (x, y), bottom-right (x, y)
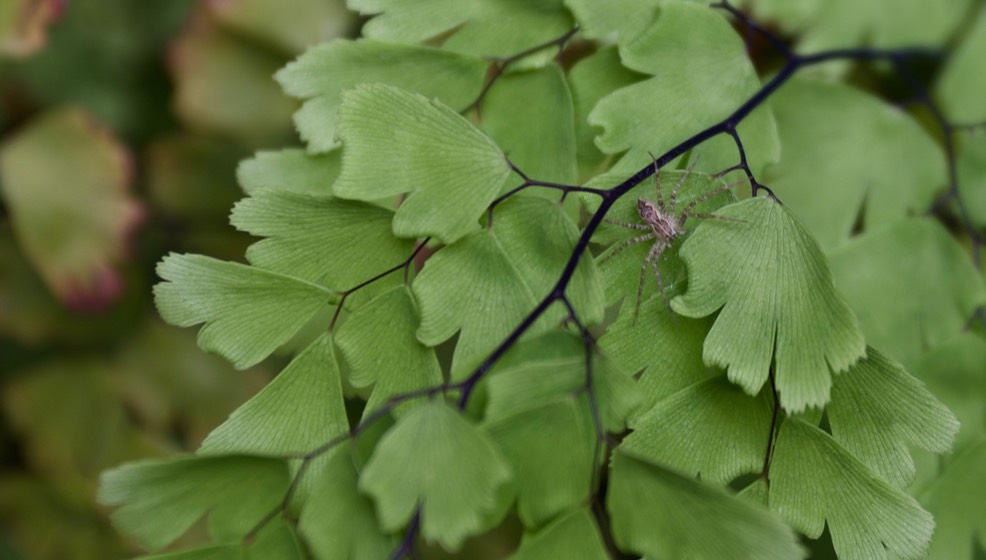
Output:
top-left (601, 158), bottom-right (738, 321)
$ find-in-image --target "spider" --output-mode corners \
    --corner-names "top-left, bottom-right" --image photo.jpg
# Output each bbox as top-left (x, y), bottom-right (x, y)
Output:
top-left (600, 157), bottom-right (739, 322)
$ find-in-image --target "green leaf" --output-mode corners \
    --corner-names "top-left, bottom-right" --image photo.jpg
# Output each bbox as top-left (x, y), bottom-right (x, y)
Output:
top-left (170, 19), bottom-right (294, 141)
top-left (937, 4), bottom-right (986, 122)
top-left (672, 197), bottom-right (866, 412)
top-left (598, 296), bottom-right (715, 413)
top-left (796, 0), bottom-right (970, 64)
top-left (206, 0), bottom-right (354, 54)
top-left (484, 330), bottom-right (640, 434)
top-left (764, 78), bottom-right (946, 251)
top-left (237, 149), bottom-right (341, 195)
top-left (414, 197), bottom-right (604, 376)
top-left (333, 83), bottom-right (510, 243)
top-left (480, 64), bottom-right (577, 186)
top-left (509, 509), bottom-right (609, 560)
top-left (154, 253), bottom-right (335, 369)
top-left (608, 450), bottom-right (805, 560)
top-left (136, 546), bottom-right (240, 560)
top-left (921, 439), bottom-right (986, 560)
top-left (350, 0), bottom-right (573, 61)
top-left (828, 347), bottom-right (959, 488)
top-left (769, 418), bottom-right (935, 560)
top-left (98, 455), bottom-right (290, 551)
top-left (483, 399), bottom-right (594, 528)
top-left (199, 334), bottom-right (347, 456)
top-left (359, 400), bottom-right (512, 551)
top-left (334, 286), bottom-right (443, 419)
top-left (0, 107), bottom-right (141, 308)
top-left (230, 189), bottom-right (414, 287)
top-left (297, 444), bottom-right (394, 560)
top-left (563, 0), bottom-right (660, 40)
top-left (567, 46), bottom-right (644, 178)
top-left (136, 519), bottom-right (303, 559)
top-left (590, 3), bottom-right (779, 175)
top-left (275, 39), bottom-right (486, 152)
top-left (912, 334), bottom-right (986, 451)
top-left (828, 218), bottom-right (986, 367)
top-left (956, 135), bottom-right (986, 227)
top-left (621, 376), bottom-right (773, 484)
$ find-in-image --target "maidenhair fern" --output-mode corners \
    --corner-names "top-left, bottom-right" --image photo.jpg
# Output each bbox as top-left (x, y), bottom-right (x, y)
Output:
top-left (99, 1), bottom-right (986, 559)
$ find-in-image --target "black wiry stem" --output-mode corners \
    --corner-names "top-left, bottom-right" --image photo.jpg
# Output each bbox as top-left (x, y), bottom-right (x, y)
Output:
top-left (761, 368), bottom-right (781, 484)
top-left (479, 28), bottom-right (578, 104)
top-left (329, 239), bottom-right (431, 331)
top-left (487, 157), bottom-right (607, 226)
top-left (889, 57), bottom-right (984, 266)
top-left (559, 295), bottom-right (606, 502)
top-left (241, 3), bottom-right (968, 555)
top-left (462, 27), bottom-right (579, 117)
top-left (713, 1), bottom-right (793, 60)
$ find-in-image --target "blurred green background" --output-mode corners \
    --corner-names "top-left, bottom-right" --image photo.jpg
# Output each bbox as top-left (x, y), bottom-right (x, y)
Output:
top-left (0, 1), bottom-right (354, 557)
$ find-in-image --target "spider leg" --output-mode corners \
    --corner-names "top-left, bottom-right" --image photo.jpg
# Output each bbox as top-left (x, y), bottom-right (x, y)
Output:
top-left (648, 153), bottom-right (667, 213)
top-left (679, 179), bottom-right (744, 227)
top-left (632, 241), bottom-right (669, 323)
top-left (670, 154), bottom-right (701, 217)
top-left (603, 218), bottom-right (650, 231)
top-left (683, 212), bottom-right (745, 223)
top-left (598, 232), bottom-right (656, 264)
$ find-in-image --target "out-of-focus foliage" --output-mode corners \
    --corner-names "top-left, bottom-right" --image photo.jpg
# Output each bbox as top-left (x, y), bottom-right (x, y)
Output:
top-left (0, 0), bottom-right (355, 557)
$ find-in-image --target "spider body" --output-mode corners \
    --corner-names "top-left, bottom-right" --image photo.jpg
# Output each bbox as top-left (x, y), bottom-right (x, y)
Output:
top-left (602, 159), bottom-right (737, 322)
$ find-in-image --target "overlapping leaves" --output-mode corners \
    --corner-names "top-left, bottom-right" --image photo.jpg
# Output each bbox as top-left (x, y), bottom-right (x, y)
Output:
top-left (672, 196), bottom-right (866, 412)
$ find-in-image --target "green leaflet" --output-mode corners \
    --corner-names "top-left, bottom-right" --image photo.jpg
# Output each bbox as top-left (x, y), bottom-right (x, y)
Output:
top-left (413, 197), bottom-right (604, 377)
top-left (154, 254), bottom-right (335, 369)
top-left (171, 21), bottom-right (295, 141)
top-left (912, 334), bottom-right (986, 451)
top-left (334, 285), bottom-right (443, 419)
top-left (484, 330), bottom-right (640, 434)
top-left (598, 296), bottom-right (715, 413)
top-left (567, 46), bottom-right (645, 179)
top-left (480, 64), bottom-right (577, 187)
top-left (829, 218), bottom-right (986, 368)
top-left (275, 39), bottom-right (486, 152)
top-left (921, 440), bottom-right (986, 560)
top-left (509, 509), bottom-right (609, 560)
top-left (937, 4), bottom-right (986, 122)
top-left (98, 455), bottom-right (290, 551)
top-left (957, 135), bottom-right (986, 227)
top-left (621, 376), bottom-right (773, 484)
top-left (608, 450), bottom-right (805, 560)
top-left (796, 0), bottom-right (969, 64)
top-left (764, 78), bottom-right (946, 251)
top-left (333, 83), bottom-right (511, 244)
top-left (230, 189), bottom-right (413, 288)
top-left (198, 334), bottom-right (348, 456)
top-left (590, 2), bottom-right (780, 175)
top-left (135, 519), bottom-right (303, 560)
top-left (237, 149), bottom-right (341, 195)
top-left (483, 399), bottom-right (594, 528)
top-left (769, 419), bottom-right (935, 560)
top-left (208, 0), bottom-right (353, 54)
top-left (350, 0), bottom-right (573, 62)
top-left (297, 444), bottom-right (394, 560)
top-left (828, 347), bottom-right (959, 488)
top-left (672, 197), bottom-right (866, 412)
top-left (563, 0), bottom-right (660, 41)
top-left (359, 400), bottom-right (513, 551)
top-left (0, 107), bottom-right (140, 306)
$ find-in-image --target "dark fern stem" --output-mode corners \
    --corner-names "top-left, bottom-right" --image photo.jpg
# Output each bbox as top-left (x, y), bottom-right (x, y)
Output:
top-left (243, 2), bottom-right (977, 555)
